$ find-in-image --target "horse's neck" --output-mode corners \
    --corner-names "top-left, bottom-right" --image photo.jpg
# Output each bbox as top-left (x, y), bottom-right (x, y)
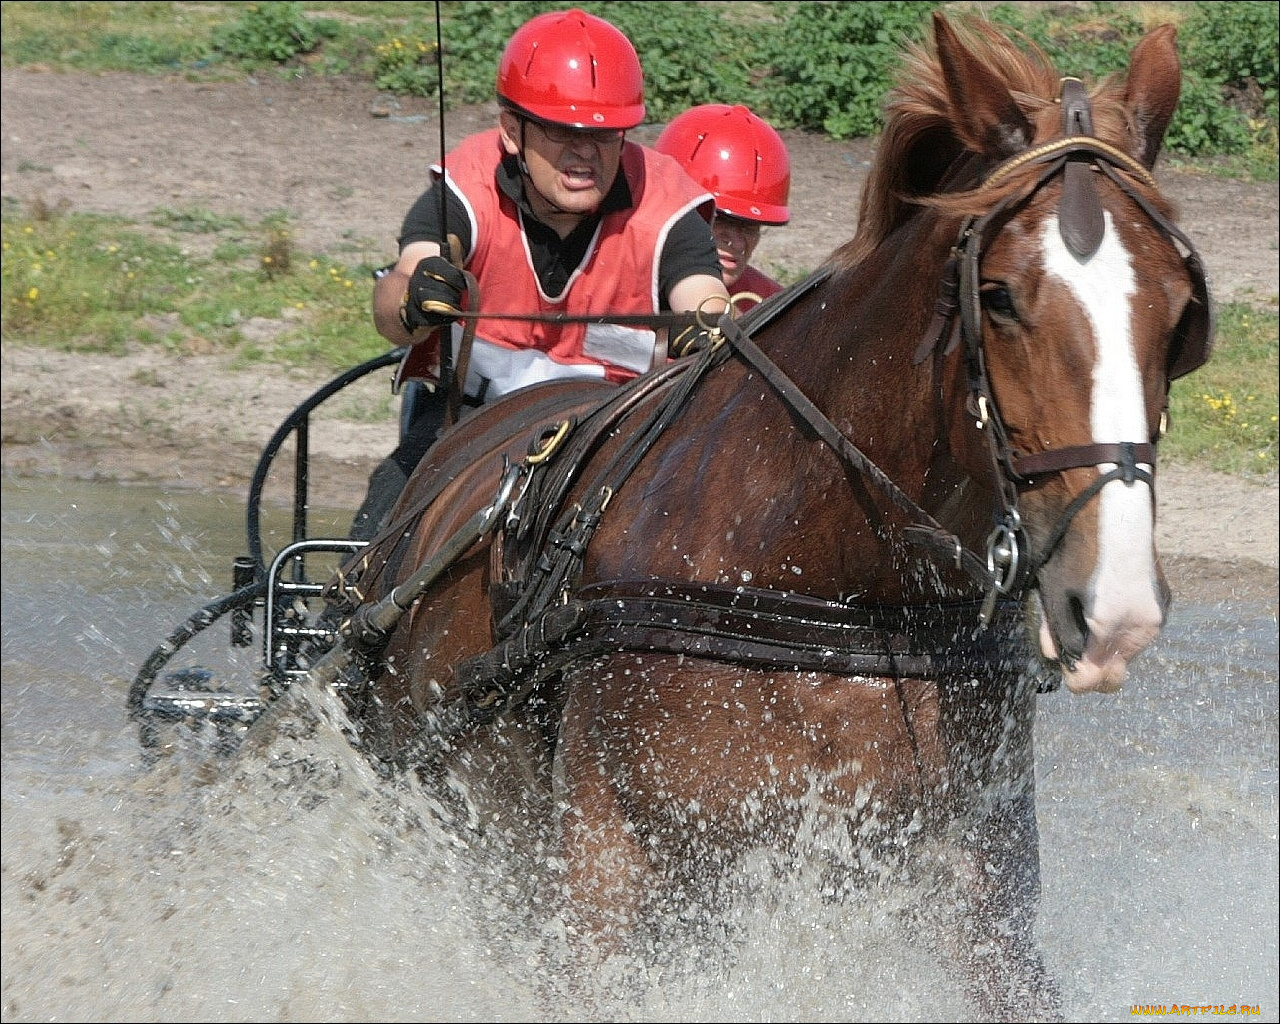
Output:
top-left (769, 240), bottom-right (947, 465)
top-left (724, 235), bottom-right (993, 594)
top-left (582, 248), bottom-right (988, 602)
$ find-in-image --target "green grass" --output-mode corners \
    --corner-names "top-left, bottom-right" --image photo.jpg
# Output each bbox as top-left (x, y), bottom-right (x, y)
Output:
top-left (3, 202), bottom-right (1274, 478)
top-left (1165, 303), bottom-right (1279, 475)
top-left (0, 1), bottom-right (221, 73)
top-left (1, 202), bottom-right (386, 371)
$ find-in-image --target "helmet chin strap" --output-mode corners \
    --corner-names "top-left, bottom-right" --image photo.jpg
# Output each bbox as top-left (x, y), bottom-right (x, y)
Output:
top-left (516, 119), bottom-right (532, 178)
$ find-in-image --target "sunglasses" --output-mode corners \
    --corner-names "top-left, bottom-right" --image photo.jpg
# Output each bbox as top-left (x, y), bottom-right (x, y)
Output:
top-left (527, 119), bottom-right (625, 147)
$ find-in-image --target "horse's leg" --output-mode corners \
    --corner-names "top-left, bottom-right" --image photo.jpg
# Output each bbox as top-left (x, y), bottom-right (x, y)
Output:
top-left (552, 671), bottom-right (657, 968)
top-left (961, 789), bottom-right (1061, 1022)
top-left (930, 674), bottom-right (1063, 1022)
top-left (923, 790), bottom-right (1061, 1021)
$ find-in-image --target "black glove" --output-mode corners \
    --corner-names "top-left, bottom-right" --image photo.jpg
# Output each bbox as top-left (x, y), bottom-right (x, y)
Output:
top-left (400, 255), bottom-right (466, 332)
top-left (669, 325), bottom-right (718, 358)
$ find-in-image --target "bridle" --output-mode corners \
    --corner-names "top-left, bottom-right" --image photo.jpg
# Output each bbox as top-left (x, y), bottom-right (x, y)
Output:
top-left (913, 78), bottom-right (1214, 612)
top-left (723, 79), bottom-right (1214, 622)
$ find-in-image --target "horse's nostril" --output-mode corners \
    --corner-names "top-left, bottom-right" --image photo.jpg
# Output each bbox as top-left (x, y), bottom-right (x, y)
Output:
top-left (1067, 592), bottom-right (1086, 631)
top-left (1063, 591), bottom-right (1089, 666)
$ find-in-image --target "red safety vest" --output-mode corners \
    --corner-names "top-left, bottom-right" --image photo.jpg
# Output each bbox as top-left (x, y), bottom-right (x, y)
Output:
top-left (399, 130), bottom-right (714, 401)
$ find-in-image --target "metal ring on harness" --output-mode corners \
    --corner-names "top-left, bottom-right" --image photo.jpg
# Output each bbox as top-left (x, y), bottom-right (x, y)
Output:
top-left (526, 419), bottom-right (572, 465)
top-left (729, 290), bottom-right (764, 315)
top-left (696, 294), bottom-right (731, 331)
top-left (985, 512), bottom-right (1023, 596)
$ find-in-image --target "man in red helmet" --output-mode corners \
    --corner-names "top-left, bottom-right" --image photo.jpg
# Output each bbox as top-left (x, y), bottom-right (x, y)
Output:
top-left (655, 103), bottom-right (792, 312)
top-left (352, 7), bottom-right (730, 541)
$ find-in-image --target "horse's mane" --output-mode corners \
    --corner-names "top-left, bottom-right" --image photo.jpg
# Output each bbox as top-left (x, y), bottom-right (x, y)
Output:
top-left (835, 15), bottom-right (1158, 269)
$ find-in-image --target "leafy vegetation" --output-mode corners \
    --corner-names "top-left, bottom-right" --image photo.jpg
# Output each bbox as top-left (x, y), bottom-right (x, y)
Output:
top-left (208, 0), bottom-right (338, 63)
top-left (2, 1), bottom-right (1275, 174)
top-left (754, 2), bottom-right (931, 141)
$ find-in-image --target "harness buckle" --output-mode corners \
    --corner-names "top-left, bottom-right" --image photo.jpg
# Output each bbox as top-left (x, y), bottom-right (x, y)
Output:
top-left (985, 514), bottom-right (1022, 594)
top-left (975, 394), bottom-right (991, 430)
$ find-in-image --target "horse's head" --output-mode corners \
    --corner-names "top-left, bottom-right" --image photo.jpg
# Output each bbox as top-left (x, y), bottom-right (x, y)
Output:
top-left (867, 14), bottom-right (1214, 693)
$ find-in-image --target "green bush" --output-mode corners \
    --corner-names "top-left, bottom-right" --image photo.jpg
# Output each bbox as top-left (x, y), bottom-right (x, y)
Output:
top-left (755, 1), bottom-right (936, 139)
top-left (211, 1), bottom-right (330, 63)
top-left (1183, 1), bottom-right (1278, 101)
top-left (1167, 72), bottom-right (1258, 157)
top-left (1, 1), bottom-right (1275, 177)
top-left (372, 33), bottom-right (439, 97)
top-left (1176, 0), bottom-right (1279, 158)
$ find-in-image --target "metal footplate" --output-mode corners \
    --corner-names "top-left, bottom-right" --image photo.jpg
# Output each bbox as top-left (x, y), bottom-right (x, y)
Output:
top-left (264, 538), bottom-right (367, 682)
top-left (139, 667), bottom-right (267, 724)
top-left (133, 537), bottom-right (366, 754)
top-left (136, 666), bottom-right (270, 755)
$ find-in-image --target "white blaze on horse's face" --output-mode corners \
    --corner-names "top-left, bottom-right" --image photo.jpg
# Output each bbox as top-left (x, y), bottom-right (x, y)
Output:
top-left (1038, 210), bottom-right (1166, 694)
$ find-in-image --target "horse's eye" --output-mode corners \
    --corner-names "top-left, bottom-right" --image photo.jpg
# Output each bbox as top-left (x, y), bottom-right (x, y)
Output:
top-left (980, 283), bottom-right (1018, 324)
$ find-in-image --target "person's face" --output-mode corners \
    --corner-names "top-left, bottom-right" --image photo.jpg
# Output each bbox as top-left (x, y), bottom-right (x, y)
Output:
top-left (711, 213), bottom-right (762, 289)
top-left (499, 112), bottom-right (625, 229)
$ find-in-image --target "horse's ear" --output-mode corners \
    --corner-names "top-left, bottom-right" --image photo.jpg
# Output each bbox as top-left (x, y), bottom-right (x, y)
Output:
top-left (932, 11), bottom-right (1033, 161)
top-left (1122, 24), bottom-right (1182, 170)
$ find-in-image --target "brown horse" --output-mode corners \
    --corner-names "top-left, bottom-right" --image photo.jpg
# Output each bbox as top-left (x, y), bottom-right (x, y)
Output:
top-left (318, 12), bottom-right (1213, 1019)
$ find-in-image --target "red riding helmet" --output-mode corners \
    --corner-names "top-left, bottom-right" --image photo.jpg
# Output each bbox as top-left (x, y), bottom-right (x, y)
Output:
top-left (496, 8), bottom-right (645, 130)
top-left (655, 104), bottom-right (791, 225)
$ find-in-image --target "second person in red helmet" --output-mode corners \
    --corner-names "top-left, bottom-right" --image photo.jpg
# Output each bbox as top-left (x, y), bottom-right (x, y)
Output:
top-left (655, 103), bottom-right (792, 311)
top-left (353, 8), bottom-right (731, 541)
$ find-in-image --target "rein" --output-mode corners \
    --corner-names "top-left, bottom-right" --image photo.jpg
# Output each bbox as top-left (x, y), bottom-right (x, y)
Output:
top-left (455, 309), bottom-right (706, 328)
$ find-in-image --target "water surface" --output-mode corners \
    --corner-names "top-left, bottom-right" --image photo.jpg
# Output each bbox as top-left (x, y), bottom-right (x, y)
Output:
top-left (3, 475), bottom-right (1276, 1022)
